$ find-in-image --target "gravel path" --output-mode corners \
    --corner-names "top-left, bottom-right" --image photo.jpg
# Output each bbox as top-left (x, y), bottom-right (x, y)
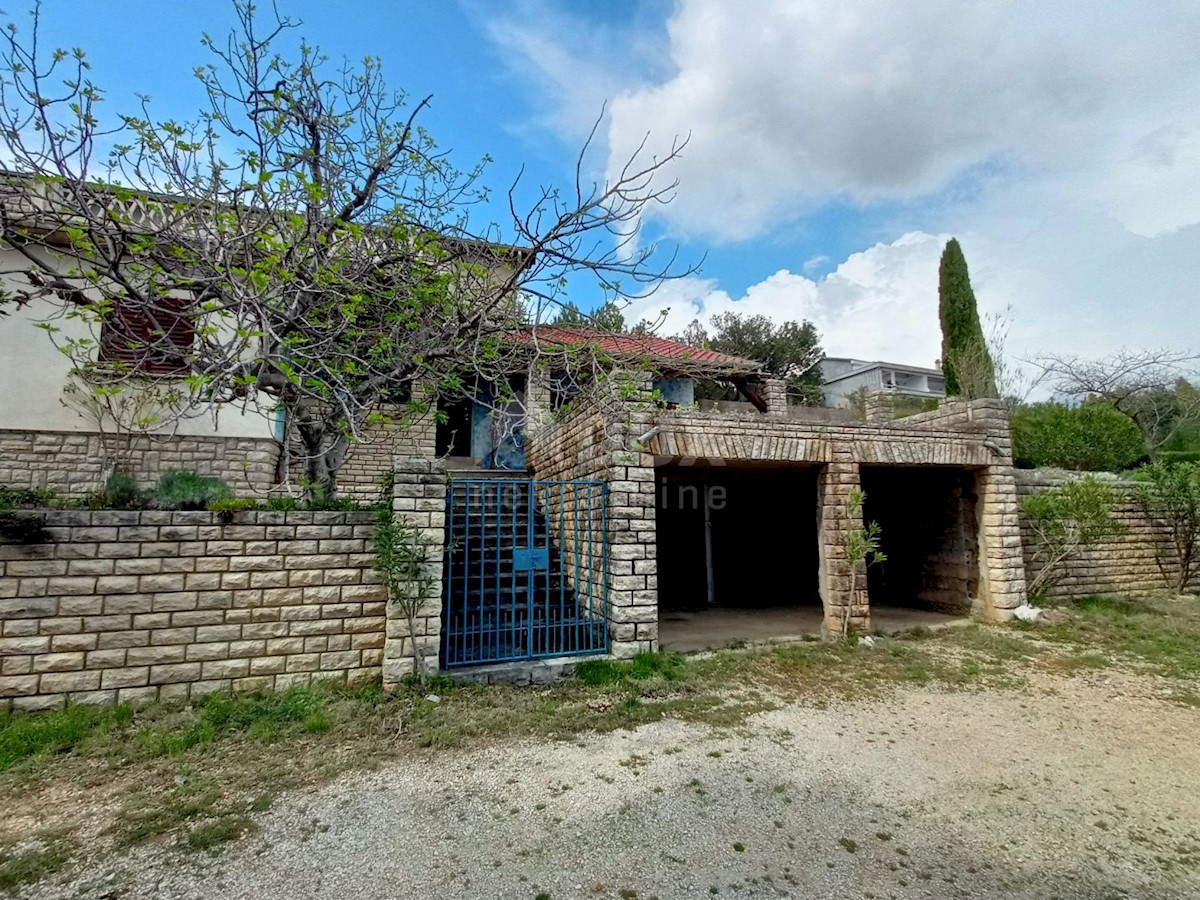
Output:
top-left (37, 672), bottom-right (1200, 900)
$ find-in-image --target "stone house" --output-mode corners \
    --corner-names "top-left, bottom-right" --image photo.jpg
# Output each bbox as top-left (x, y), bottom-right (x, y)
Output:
top-left (382, 357), bottom-right (1029, 682)
top-left (0, 176), bottom-right (1029, 688)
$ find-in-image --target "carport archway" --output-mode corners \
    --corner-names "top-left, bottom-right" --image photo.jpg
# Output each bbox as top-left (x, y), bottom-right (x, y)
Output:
top-left (656, 463), bottom-right (822, 650)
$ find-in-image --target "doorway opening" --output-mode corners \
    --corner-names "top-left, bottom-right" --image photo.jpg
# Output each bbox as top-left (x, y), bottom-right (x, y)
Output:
top-left (859, 466), bottom-right (979, 616)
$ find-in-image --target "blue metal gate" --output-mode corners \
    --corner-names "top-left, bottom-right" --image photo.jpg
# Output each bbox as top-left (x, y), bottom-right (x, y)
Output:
top-left (442, 479), bottom-right (608, 667)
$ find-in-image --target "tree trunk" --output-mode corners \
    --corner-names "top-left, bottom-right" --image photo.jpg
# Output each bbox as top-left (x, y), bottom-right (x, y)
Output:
top-left (297, 419), bottom-right (337, 501)
top-left (1176, 541), bottom-right (1194, 594)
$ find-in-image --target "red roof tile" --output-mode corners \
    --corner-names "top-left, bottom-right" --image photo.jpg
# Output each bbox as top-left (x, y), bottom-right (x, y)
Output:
top-left (514, 326), bottom-right (762, 375)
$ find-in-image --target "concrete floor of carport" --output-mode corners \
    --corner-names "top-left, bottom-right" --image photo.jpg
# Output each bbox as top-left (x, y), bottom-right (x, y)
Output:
top-left (657, 606), bottom-right (966, 653)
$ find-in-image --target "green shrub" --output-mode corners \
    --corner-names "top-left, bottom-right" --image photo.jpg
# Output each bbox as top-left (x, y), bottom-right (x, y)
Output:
top-left (1135, 460), bottom-right (1200, 593)
top-left (154, 471), bottom-right (232, 510)
top-left (892, 397), bottom-right (939, 419)
top-left (1022, 477), bottom-right (1123, 601)
top-left (305, 495), bottom-right (365, 511)
top-left (1011, 402), bottom-right (1146, 472)
top-left (0, 486), bottom-right (58, 509)
top-left (104, 471), bottom-right (144, 509)
top-left (1158, 450), bottom-right (1200, 466)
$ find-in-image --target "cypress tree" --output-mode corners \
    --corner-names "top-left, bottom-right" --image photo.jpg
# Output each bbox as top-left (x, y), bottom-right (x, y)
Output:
top-left (938, 238), bottom-right (997, 397)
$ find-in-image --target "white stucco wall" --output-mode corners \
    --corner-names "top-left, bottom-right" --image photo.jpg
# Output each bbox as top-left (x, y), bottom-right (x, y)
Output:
top-left (823, 369), bottom-right (884, 408)
top-left (0, 252), bottom-right (275, 439)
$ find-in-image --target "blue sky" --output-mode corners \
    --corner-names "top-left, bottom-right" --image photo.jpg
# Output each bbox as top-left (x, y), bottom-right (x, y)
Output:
top-left (8, 0), bottom-right (1200, 373)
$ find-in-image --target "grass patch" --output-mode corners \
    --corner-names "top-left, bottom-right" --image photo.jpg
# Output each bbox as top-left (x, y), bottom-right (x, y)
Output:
top-left (0, 702), bottom-right (133, 772)
top-left (574, 651), bottom-right (688, 686)
top-left (0, 684), bottom-right (358, 777)
top-left (1033, 594), bottom-right (1200, 677)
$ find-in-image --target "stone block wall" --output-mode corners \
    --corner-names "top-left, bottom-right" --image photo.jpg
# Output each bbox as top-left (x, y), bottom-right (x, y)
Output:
top-left (1016, 471), bottom-right (1184, 600)
top-left (0, 510), bottom-right (385, 711)
top-left (332, 395), bottom-right (439, 502)
top-left (526, 376), bottom-right (660, 657)
top-left (382, 459), bottom-right (447, 685)
top-left (0, 429), bottom-right (280, 499)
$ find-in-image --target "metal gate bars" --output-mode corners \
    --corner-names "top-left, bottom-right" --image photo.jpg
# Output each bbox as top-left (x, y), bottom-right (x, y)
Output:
top-left (441, 479), bottom-right (609, 667)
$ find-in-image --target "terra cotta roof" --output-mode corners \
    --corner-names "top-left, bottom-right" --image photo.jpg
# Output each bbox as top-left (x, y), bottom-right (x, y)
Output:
top-left (514, 326), bottom-right (762, 376)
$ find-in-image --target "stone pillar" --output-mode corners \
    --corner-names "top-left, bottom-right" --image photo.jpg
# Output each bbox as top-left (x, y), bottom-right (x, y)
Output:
top-left (863, 390), bottom-right (896, 423)
top-left (524, 368), bottom-right (552, 431)
top-left (817, 457), bottom-right (870, 634)
top-left (964, 398), bottom-right (1028, 619)
top-left (975, 467), bottom-right (1028, 618)
top-left (604, 428), bottom-right (660, 658)
top-left (382, 457), bottom-right (447, 686)
top-left (763, 378), bottom-right (789, 417)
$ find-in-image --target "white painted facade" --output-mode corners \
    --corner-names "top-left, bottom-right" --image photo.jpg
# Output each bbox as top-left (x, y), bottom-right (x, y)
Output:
top-left (0, 246), bottom-right (276, 440)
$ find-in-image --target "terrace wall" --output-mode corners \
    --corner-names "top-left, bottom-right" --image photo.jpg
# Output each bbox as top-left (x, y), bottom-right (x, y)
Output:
top-left (0, 509), bottom-right (385, 711)
top-left (1015, 471), bottom-right (1187, 600)
top-left (0, 429), bottom-right (280, 499)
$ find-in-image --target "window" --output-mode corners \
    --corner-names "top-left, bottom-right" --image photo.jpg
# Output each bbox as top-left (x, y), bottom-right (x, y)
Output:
top-left (98, 295), bottom-right (195, 375)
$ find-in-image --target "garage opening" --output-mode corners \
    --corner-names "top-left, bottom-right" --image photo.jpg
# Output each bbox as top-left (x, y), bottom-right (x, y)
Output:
top-left (656, 463), bottom-right (821, 651)
top-left (858, 466), bottom-right (979, 620)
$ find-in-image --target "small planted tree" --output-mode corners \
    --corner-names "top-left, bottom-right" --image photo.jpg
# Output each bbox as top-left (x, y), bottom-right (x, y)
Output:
top-left (1022, 477), bottom-right (1123, 602)
top-left (373, 485), bottom-right (437, 686)
top-left (843, 487), bottom-right (886, 638)
top-left (1135, 460), bottom-right (1200, 593)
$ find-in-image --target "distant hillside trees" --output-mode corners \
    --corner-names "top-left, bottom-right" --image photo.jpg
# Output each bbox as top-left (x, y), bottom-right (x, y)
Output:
top-left (674, 312), bottom-right (824, 405)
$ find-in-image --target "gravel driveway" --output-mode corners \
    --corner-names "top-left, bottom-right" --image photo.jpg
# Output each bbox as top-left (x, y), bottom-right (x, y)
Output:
top-left (37, 671), bottom-right (1200, 900)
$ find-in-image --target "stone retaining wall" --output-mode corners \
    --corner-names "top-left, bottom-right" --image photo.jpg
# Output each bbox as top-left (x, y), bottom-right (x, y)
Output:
top-left (382, 459), bottom-right (447, 684)
top-left (0, 510), bottom-right (385, 711)
top-left (0, 429), bottom-right (280, 499)
top-left (1016, 472), bottom-right (1184, 599)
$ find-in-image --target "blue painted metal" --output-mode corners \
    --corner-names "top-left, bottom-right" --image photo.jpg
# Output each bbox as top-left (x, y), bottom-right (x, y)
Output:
top-left (441, 478), bottom-right (609, 667)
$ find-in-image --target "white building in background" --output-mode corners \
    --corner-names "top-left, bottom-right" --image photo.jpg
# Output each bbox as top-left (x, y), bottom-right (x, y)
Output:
top-left (820, 357), bottom-right (947, 408)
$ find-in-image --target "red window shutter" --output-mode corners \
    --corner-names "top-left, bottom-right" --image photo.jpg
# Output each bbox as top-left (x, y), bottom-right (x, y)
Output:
top-left (99, 296), bottom-right (195, 375)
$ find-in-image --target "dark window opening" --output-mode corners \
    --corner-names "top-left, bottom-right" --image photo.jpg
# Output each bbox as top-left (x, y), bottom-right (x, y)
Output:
top-left (436, 395), bottom-right (474, 458)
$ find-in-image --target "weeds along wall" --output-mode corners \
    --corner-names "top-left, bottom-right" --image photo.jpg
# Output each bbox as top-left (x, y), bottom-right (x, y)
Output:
top-left (1015, 471), bottom-right (1186, 599)
top-left (0, 509), bottom-right (385, 711)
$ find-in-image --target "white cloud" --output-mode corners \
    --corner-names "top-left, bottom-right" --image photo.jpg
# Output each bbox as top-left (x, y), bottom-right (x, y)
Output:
top-left (628, 232), bottom-right (949, 367)
top-left (490, 1), bottom-right (1200, 361)
top-left (597, 0), bottom-right (1200, 243)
